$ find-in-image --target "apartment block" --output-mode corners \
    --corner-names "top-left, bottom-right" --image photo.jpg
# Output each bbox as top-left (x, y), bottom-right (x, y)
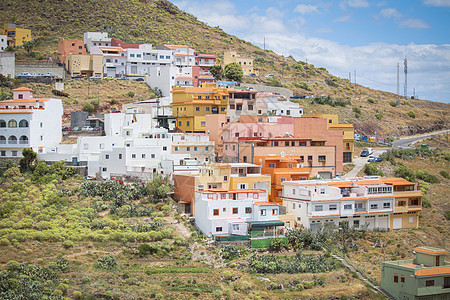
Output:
top-left (171, 83), bottom-right (228, 133)
top-left (90, 46), bottom-right (127, 78)
top-left (171, 133), bottom-right (215, 164)
top-left (126, 44), bottom-right (172, 75)
top-left (173, 163), bottom-right (271, 214)
top-left (2, 23), bottom-right (31, 47)
top-left (83, 32), bottom-right (111, 52)
top-left (0, 51), bottom-right (15, 78)
top-left (0, 87), bottom-right (62, 157)
top-left (58, 39), bottom-right (86, 65)
top-left (157, 44), bottom-right (195, 67)
top-left (65, 54), bottom-right (103, 78)
top-left (282, 176), bottom-right (421, 231)
top-left (223, 51), bottom-right (256, 76)
top-left (381, 247), bottom-right (450, 300)
top-left (192, 52), bottom-right (216, 87)
top-left (0, 35), bottom-right (7, 51)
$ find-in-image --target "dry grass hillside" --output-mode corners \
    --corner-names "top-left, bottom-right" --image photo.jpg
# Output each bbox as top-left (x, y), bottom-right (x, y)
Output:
top-left (1, 0), bottom-right (449, 137)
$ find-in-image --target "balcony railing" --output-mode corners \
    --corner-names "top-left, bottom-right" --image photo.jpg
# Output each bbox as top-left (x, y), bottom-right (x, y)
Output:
top-left (19, 140), bottom-right (29, 144)
top-left (355, 207), bottom-right (366, 212)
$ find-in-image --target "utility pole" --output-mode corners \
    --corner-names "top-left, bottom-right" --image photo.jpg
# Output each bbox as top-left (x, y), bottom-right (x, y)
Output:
top-left (396, 62), bottom-right (400, 98)
top-left (354, 70), bottom-right (356, 87)
top-left (263, 37), bottom-right (265, 51)
top-left (404, 57), bottom-right (408, 100)
top-left (349, 72), bottom-right (351, 83)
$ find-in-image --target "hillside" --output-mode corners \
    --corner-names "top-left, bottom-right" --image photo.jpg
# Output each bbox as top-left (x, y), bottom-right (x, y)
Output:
top-left (1, 0), bottom-right (449, 137)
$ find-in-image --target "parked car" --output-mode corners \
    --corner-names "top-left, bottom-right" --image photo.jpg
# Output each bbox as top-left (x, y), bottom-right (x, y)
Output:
top-left (110, 109), bottom-right (121, 113)
top-left (19, 72), bottom-right (30, 76)
top-left (36, 73), bottom-right (44, 76)
top-left (367, 148), bottom-right (374, 155)
top-left (360, 150), bottom-right (369, 157)
top-left (133, 77), bottom-right (144, 81)
top-left (265, 74), bottom-right (274, 77)
top-left (368, 156), bottom-right (382, 162)
top-left (89, 75), bottom-right (101, 80)
top-left (72, 74), bottom-right (83, 79)
top-left (290, 95), bottom-right (301, 99)
top-left (117, 76), bottom-right (128, 80)
top-left (249, 73), bottom-right (256, 77)
top-left (45, 73), bottom-right (55, 77)
top-left (93, 127), bottom-right (102, 131)
top-left (72, 126), bottom-right (81, 131)
top-left (62, 126), bottom-right (72, 131)
top-left (81, 126), bottom-right (94, 131)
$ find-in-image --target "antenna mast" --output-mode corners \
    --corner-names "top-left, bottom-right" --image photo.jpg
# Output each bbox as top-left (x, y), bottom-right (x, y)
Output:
top-left (404, 57), bottom-right (408, 99)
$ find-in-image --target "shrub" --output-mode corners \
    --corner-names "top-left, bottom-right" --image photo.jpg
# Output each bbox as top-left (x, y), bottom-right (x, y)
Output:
top-left (422, 196), bottom-right (432, 208)
top-left (375, 113), bottom-right (383, 120)
top-left (416, 170), bottom-right (440, 184)
top-left (408, 110), bottom-right (416, 118)
top-left (363, 164), bottom-right (384, 176)
top-left (367, 97), bottom-right (376, 103)
top-left (444, 210), bottom-right (450, 220)
top-left (81, 276), bottom-right (91, 284)
top-left (62, 240), bottom-right (74, 248)
top-left (439, 170), bottom-right (449, 179)
top-left (127, 91), bottom-right (135, 98)
top-left (269, 238), bottom-right (287, 252)
top-left (389, 101), bottom-right (397, 107)
top-left (82, 102), bottom-right (94, 113)
top-left (50, 256), bottom-right (70, 273)
top-left (292, 81), bottom-right (311, 91)
top-left (352, 107), bottom-right (361, 114)
top-left (137, 243), bottom-right (158, 256)
top-left (95, 254), bottom-right (118, 270)
top-left (355, 113), bottom-right (361, 118)
top-left (394, 166), bottom-right (415, 182)
top-left (424, 112), bottom-right (429, 117)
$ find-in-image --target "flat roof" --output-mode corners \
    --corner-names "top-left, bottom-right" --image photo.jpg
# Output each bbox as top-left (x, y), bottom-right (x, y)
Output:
top-left (247, 220), bottom-right (284, 226)
top-left (413, 247), bottom-right (448, 255)
top-left (253, 201), bottom-right (279, 206)
top-left (415, 266), bottom-right (450, 277)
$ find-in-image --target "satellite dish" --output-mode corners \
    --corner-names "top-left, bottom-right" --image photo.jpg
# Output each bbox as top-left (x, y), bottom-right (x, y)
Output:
top-left (281, 151), bottom-right (285, 157)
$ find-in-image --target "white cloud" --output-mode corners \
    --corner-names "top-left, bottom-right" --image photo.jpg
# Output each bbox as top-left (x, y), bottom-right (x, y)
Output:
top-left (294, 4), bottom-right (319, 14)
top-left (400, 18), bottom-right (431, 29)
top-left (422, 0), bottom-right (450, 7)
top-left (380, 8), bottom-right (402, 19)
top-left (347, 0), bottom-right (370, 8)
top-left (333, 15), bottom-right (352, 22)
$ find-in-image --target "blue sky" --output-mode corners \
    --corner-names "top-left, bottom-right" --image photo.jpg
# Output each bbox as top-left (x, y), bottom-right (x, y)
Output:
top-left (175, 0), bottom-right (450, 103)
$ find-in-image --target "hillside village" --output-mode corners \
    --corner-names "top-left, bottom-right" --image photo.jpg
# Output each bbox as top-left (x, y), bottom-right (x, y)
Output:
top-left (0, 9), bottom-right (449, 300)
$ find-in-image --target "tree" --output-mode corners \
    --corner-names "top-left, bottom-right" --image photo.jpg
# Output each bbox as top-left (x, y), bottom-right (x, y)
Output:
top-left (22, 39), bottom-right (37, 57)
top-left (209, 65), bottom-right (223, 80)
top-left (224, 63), bottom-right (243, 82)
top-left (82, 102), bottom-right (95, 113)
top-left (19, 148), bottom-right (37, 172)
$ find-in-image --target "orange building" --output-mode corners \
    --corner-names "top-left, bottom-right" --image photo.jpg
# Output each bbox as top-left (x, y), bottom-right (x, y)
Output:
top-left (58, 39), bottom-right (86, 65)
top-left (256, 155), bottom-right (310, 204)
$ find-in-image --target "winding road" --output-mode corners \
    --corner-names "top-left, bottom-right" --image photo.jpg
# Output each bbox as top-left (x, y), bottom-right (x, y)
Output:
top-left (342, 129), bottom-right (449, 179)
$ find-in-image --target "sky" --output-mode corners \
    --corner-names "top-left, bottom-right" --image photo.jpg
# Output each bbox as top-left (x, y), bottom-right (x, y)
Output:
top-left (174, 0), bottom-right (450, 103)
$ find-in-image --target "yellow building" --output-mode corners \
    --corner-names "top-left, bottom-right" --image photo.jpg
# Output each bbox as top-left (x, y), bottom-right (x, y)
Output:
top-left (173, 163), bottom-right (271, 214)
top-left (3, 23), bottom-right (31, 47)
top-left (303, 114), bottom-right (355, 163)
top-left (223, 51), bottom-right (257, 76)
top-left (65, 54), bottom-right (103, 78)
top-left (171, 83), bottom-right (228, 133)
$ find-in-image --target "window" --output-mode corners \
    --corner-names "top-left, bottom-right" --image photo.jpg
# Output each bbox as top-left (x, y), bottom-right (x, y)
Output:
top-left (235, 133), bottom-right (239, 138)
top-left (136, 54), bottom-right (141, 58)
top-left (260, 209), bottom-right (266, 216)
top-left (132, 154), bottom-right (136, 158)
top-left (194, 147), bottom-right (197, 151)
top-left (280, 178), bottom-right (286, 183)
top-left (272, 209), bottom-right (278, 215)
top-left (223, 207), bottom-right (226, 212)
top-left (400, 276), bottom-right (405, 283)
top-left (232, 207), bottom-right (238, 214)
top-left (293, 203), bottom-right (296, 209)
top-left (344, 204), bottom-right (352, 210)
top-left (142, 154), bottom-right (146, 158)
top-left (329, 204), bottom-right (337, 210)
top-left (8, 120), bottom-right (17, 128)
top-left (353, 220), bottom-right (360, 227)
top-left (11, 151), bottom-right (17, 157)
top-left (269, 163), bottom-right (276, 168)
top-left (105, 154), bottom-right (110, 159)
top-left (187, 147), bottom-right (190, 151)
top-left (292, 189), bottom-right (295, 195)
top-left (299, 141), bottom-right (307, 146)
top-left (0, 151), bottom-right (4, 156)
top-left (151, 154), bottom-right (155, 158)
top-left (196, 107), bottom-right (200, 111)
top-left (243, 156), bottom-right (247, 163)
top-left (314, 205), bottom-right (323, 211)
top-left (216, 227), bottom-right (222, 232)
top-left (19, 120), bottom-right (28, 127)
top-left (444, 277), bottom-right (450, 288)
top-left (239, 183), bottom-right (248, 189)
top-left (206, 107), bottom-right (210, 111)
top-left (178, 121), bottom-right (182, 126)
top-left (245, 207), bottom-right (252, 214)
top-left (0, 120), bottom-right (5, 128)
top-left (102, 167), bottom-right (107, 172)
top-left (163, 146), bottom-right (167, 151)
top-left (205, 146), bottom-right (209, 151)
top-left (197, 185), bottom-right (204, 191)
top-left (320, 188), bottom-right (325, 194)
top-left (394, 275), bottom-right (398, 283)
top-left (383, 203), bottom-right (391, 208)
top-left (186, 121), bottom-right (190, 127)
top-left (213, 209), bottom-right (219, 216)
top-left (308, 155), bottom-right (313, 162)
top-left (425, 280), bottom-right (434, 287)
top-left (248, 105), bottom-right (253, 110)
top-left (201, 122), bottom-right (205, 127)
top-left (318, 155), bottom-right (326, 162)
top-left (370, 204), bottom-right (378, 209)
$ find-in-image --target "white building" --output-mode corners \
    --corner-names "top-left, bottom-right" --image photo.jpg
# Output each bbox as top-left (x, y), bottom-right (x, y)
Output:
top-left (282, 177), bottom-right (394, 231)
top-left (83, 32), bottom-right (111, 52)
top-left (0, 87), bottom-right (62, 157)
top-left (0, 51), bottom-right (15, 78)
top-left (156, 44), bottom-right (195, 67)
top-left (257, 92), bottom-right (303, 117)
top-left (126, 44), bottom-right (172, 75)
top-left (171, 133), bottom-right (215, 164)
top-left (194, 189), bottom-right (280, 237)
top-left (0, 35), bottom-right (7, 51)
top-left (90, 46), bottom-right (127, 78)
top-left (145, 65), bottom-right (193, 97)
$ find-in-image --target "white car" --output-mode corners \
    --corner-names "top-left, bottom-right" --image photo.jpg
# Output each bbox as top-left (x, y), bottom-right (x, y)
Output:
top-left (265, 74), bottom-right (274, 77)
top-left (81, 126), bottom-right (94, 131)
top-left (367, 148), bottom-right (374, 155)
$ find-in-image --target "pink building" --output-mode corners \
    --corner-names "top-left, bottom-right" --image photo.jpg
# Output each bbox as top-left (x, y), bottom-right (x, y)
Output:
top-left (192, 52), bottom-right (216, 87)
top-left (110, 38), bottom-right (142, 49)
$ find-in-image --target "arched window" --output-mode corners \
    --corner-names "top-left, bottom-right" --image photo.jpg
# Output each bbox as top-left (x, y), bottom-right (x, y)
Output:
top-left (19, 120), bottom-right (29, 128)
top-left (0, 120), bottom-right (5, 128)
top-left (0, 136), bottom-right (5, 144)
top-left (8, 120), bottom-right (17, 128)
top-left (8, 136), bottom-right (17, 144)
top-left (19, 136), bottom-right (29, 144)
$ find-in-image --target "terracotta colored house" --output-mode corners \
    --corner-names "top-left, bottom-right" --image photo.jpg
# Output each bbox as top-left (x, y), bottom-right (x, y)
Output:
top-left (192, 52), bottom-right (216, 87)
top-left (58, 39), bottom-right (86, 65)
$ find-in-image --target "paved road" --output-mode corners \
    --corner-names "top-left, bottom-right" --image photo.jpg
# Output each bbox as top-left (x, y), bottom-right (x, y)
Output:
top-left (342, 129), bottom-right (449, 179)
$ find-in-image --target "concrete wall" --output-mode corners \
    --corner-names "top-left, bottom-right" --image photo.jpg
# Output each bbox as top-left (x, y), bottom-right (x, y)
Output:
top-left (71, 111), bottom-right (89, 128)
top-left (241, 83), bottom-right (293, 99)
top-left (15, 64), bottom-right (65, 79)
top-left (0, 52), bottom-right (15, 78)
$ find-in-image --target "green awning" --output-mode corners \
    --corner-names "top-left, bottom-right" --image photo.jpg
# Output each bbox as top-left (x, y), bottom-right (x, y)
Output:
top-left (247, 221), bottom-right (285, 227)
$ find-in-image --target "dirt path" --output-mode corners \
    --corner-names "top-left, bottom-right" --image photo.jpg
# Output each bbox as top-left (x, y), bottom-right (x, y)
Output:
top-left (165, 216), bottom-right (192, 240)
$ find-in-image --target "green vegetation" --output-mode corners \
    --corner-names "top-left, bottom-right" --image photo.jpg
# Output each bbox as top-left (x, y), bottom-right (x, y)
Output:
top-left (444, 210), bottom-right (450, 220)
top-left (394, 165), bottom-right (416, 182)
top-left (352, 107), bottom-right (361, 114)
top-left (363, 164), bottom-right (384, 176)
top-left (440, 170), bottom-right (449, 179)
top-left (82, 102), bottom-right (94, 113)
top-left (310, 95), bottom-right (350, 107)
top-left (408, 110), bottom-right (416, 118)
top-left (292, 81), bottom-right (312, 91)
top-left (224, 63), bottom-right (243, 82)
top-left (375, 113), bottom-right (383, 120)
top-left (389, 101), bottom-right (397, 107)
top-left (367, 97), bottom-right (377, 104)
